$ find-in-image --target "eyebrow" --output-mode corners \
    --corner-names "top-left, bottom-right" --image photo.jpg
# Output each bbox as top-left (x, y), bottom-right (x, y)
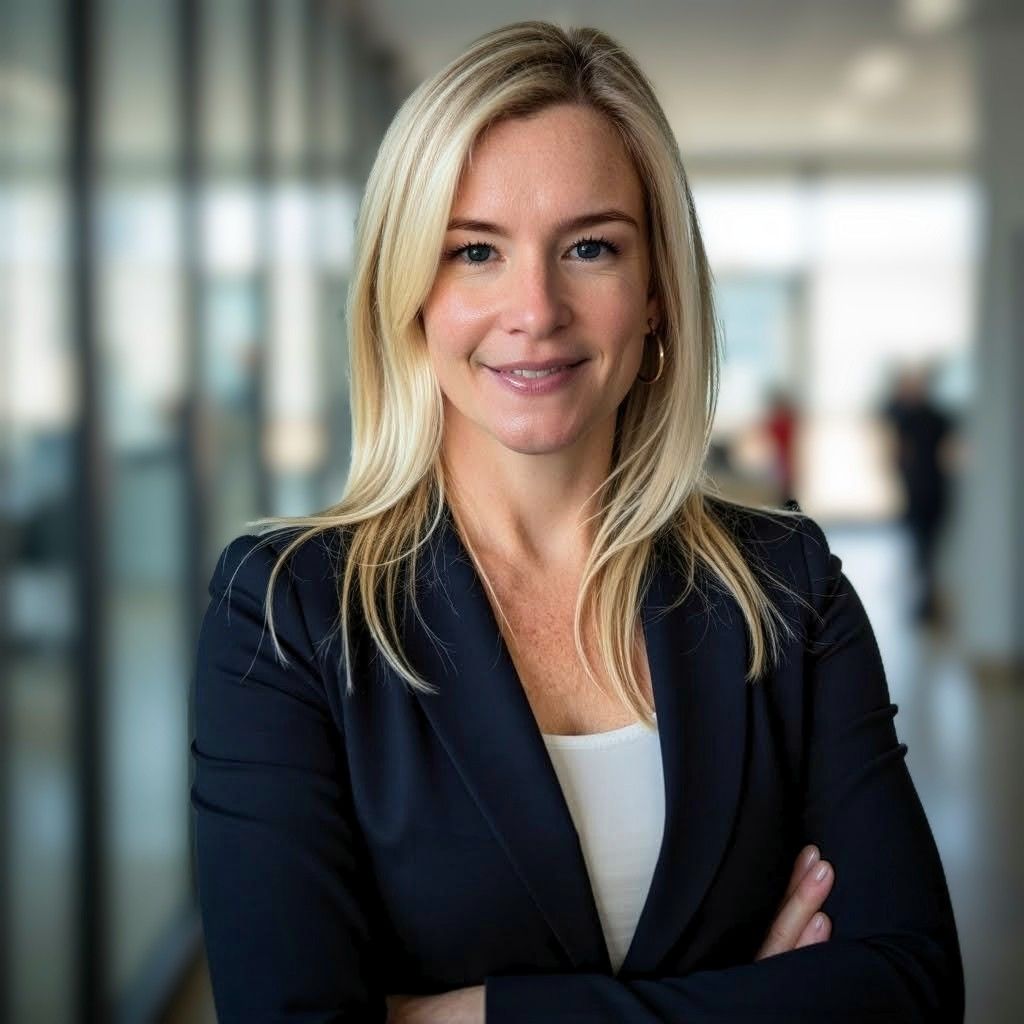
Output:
top-left (445, 208), bottom-right (640, 236)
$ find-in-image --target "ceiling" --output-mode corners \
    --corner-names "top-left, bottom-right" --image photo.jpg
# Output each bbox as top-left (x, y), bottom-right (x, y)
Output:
top-left (363, 0), bottom-right (977, 171)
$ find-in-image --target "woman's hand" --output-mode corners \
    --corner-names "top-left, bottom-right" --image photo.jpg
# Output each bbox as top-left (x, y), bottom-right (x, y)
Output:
top-left (754, 844), bottom-right (834, 961)
top-left (386, 984), bottom-right (485, 1023)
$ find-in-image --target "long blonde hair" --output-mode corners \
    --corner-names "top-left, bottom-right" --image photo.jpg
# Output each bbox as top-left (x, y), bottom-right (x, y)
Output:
top-left (240, 20), bottom-right (806, 727)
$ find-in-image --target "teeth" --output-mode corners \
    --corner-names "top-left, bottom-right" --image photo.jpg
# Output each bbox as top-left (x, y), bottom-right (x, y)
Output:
top-left (508, 367), bottom-right (565, 378)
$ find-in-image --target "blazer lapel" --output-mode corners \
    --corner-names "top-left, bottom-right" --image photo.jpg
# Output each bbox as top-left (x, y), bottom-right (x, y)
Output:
top-left (617, 543), bottom-right (749, 974)
top-left (401, 511), bottom-right (748, 976)
top-left (402, 512), bottom-right (611, 971)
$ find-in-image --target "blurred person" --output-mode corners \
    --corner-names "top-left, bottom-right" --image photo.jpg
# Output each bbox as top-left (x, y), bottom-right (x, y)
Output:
top-left (880, 363), bottom-right (958, 627)
top-left (762, 385), bottom-right (800, 507)
top-left (190, 22), bottom-right (963, 1023)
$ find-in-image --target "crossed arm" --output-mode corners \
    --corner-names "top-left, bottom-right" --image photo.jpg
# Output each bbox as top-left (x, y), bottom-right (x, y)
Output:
top-left (387, 842), bottom-right (838, 1022)
top-left (192, 518), bottom-right (964, 1023)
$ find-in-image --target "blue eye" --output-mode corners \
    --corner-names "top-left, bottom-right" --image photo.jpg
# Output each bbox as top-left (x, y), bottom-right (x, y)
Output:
top-left (569, 234), bottom-right (622, 260)
top-left (442, 234), bottom-right (622, 265)
top-left (573, 237), bottom-right (602, 258)
top-left (441, 241), bottom-right (495, 264)
top-left (464, 243), bottom-right (492, 263)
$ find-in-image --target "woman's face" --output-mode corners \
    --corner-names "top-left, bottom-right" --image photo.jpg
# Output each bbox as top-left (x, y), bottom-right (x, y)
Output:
top-left (421, 103), bottom-right (660, 458)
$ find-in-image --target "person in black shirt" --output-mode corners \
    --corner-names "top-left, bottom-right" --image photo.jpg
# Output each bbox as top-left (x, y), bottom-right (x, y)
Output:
top-left (881, 364), bottom-right (957, 625)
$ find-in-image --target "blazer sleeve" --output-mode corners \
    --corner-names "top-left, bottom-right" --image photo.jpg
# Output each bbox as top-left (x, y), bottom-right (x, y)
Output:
top-left (484, 514), bottom-right (965, 1023)
top-left (190, 534), bottom-right (388, 1023)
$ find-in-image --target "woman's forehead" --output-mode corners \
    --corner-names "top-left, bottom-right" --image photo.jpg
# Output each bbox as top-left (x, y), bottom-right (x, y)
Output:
top-left (452, 109), bottom-right (645, 228)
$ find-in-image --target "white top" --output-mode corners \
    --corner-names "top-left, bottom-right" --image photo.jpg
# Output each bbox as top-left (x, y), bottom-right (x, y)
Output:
top-left (541, 714), bottom-right (665, 974)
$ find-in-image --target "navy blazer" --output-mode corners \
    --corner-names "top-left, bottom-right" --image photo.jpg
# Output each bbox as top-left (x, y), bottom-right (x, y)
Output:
top-left (190, 499), bottom-right (964, 1022)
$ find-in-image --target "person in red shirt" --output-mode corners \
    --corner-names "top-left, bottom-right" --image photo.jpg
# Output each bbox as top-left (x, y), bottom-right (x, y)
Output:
top-left (764, 386), bottom-right (800, 508)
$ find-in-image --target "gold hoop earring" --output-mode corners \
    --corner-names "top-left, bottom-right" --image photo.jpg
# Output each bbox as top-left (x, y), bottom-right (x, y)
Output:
top-left (637, 319), bottom-right (665, 384)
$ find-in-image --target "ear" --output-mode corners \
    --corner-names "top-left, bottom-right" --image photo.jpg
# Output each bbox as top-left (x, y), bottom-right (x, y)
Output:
top-left (645, 288), bottom-right (662, 333)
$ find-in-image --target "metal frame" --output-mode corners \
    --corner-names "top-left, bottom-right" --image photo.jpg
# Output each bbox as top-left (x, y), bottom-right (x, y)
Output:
top-left (1014, 229), bottom-right (1024, 675)
top-left (254, 0), bottom-right (273, 517)
top-left (67, 0), bottom-right (108, 1017)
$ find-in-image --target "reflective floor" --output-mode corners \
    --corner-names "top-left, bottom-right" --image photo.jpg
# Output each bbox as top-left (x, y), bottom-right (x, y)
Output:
top-left (171, 523), bottom-right (1023, 1023)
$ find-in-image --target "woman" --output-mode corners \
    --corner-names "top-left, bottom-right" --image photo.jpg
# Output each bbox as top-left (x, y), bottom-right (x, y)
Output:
top-left (190, 21), bottom-right (964, 1023)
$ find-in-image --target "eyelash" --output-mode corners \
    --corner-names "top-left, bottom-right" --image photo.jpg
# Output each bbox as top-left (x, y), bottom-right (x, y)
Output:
top-left (441, 234), bottom-right (623, 265)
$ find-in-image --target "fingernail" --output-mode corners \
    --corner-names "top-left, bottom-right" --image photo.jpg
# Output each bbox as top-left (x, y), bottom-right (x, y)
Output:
top-left (814, 862), bottom-right (830, 882)
top-left (803, 846), bottom-right (820, 873)
top-left (814, 913), bottom-right (825, 931)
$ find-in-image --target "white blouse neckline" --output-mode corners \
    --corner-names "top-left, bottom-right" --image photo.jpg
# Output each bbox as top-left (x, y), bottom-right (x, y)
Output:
top-left (542, 713), bottom-right (658, 749)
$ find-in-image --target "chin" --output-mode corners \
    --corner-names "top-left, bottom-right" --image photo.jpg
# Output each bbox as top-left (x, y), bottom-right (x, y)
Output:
top-left (502, 440), bottom-right (573, 456)
top-left (490, 425), bottom-right (584, 456)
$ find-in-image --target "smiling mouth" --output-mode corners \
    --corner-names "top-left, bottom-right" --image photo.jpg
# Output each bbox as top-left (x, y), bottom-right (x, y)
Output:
top-left (503, 365), bottom-right (576, 379)
top-left (488, 360), bottom-right (586, 378)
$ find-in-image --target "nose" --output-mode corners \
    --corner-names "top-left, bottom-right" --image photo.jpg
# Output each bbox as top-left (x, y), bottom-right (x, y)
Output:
top-left (497, 251), bottom-right (572, 341)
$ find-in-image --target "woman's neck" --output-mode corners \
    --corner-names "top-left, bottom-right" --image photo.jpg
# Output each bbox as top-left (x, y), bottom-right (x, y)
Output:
top-left (441, 418), bottom-right (615, 571)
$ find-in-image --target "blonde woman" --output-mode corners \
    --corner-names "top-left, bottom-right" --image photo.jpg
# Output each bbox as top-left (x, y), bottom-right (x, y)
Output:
top-left (190, 21), bottom-right (963, 1024)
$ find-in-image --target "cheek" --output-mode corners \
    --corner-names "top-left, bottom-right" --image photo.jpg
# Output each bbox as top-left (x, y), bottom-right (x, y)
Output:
top-left (423, 290), bottom-right (491, 363)
top-left (578, 276), bottom-right (645, 334)
top-left (599, 309), bottom-right (645, 368)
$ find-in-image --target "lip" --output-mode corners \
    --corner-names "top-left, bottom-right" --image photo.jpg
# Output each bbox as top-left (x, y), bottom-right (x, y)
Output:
top-left (489, 358), bottom-right (586, 372)
top-left (484, 359), bottom-right (586, 396)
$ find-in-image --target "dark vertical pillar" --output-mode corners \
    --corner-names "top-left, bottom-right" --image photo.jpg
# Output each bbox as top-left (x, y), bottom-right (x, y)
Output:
top-left (253, 0), bottom-right (273, 516)
top-left (67, 0), bottom-right (107, 1018)
top-left (0, 522), bottom-right (8, 1024)
top-left (1013, 230), bottom-right (1024, 676)
top-left (178, 0), bottom-right (205, 904)
top-left (305, 0), bottom-right (329, 506)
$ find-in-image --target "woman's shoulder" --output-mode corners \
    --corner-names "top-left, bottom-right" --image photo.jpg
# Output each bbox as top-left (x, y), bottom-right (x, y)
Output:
top-left (206, 526), bottom-right (350, 659)
top-left (699, 493), bottom-right (834, 594)
top-left (209, 525), bottom-right (347, 599)
top-left (703, 493), bottom-right (810, 547)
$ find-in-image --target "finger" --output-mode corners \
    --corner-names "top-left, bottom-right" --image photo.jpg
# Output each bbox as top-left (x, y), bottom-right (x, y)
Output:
top-left (794, 911), bottom-right (832, 949)
top-left (783, 845), bottom-right (820, 902)
top-left (385, 995), bottom-right (413, 1020)
top-left (755, 859), bottom-right (833, 960)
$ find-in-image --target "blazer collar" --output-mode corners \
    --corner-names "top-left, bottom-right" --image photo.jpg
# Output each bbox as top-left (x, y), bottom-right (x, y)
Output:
top-left (399, 509), bottom-right (748, 975)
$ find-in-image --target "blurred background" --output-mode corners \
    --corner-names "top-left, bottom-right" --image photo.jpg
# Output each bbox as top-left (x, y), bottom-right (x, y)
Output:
top-left (1, 0), bottom-right (1021, 1020)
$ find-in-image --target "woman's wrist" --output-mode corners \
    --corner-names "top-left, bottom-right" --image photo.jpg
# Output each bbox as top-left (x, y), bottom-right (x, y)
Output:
top-left (386, 984), bottom-right (485, 1023)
